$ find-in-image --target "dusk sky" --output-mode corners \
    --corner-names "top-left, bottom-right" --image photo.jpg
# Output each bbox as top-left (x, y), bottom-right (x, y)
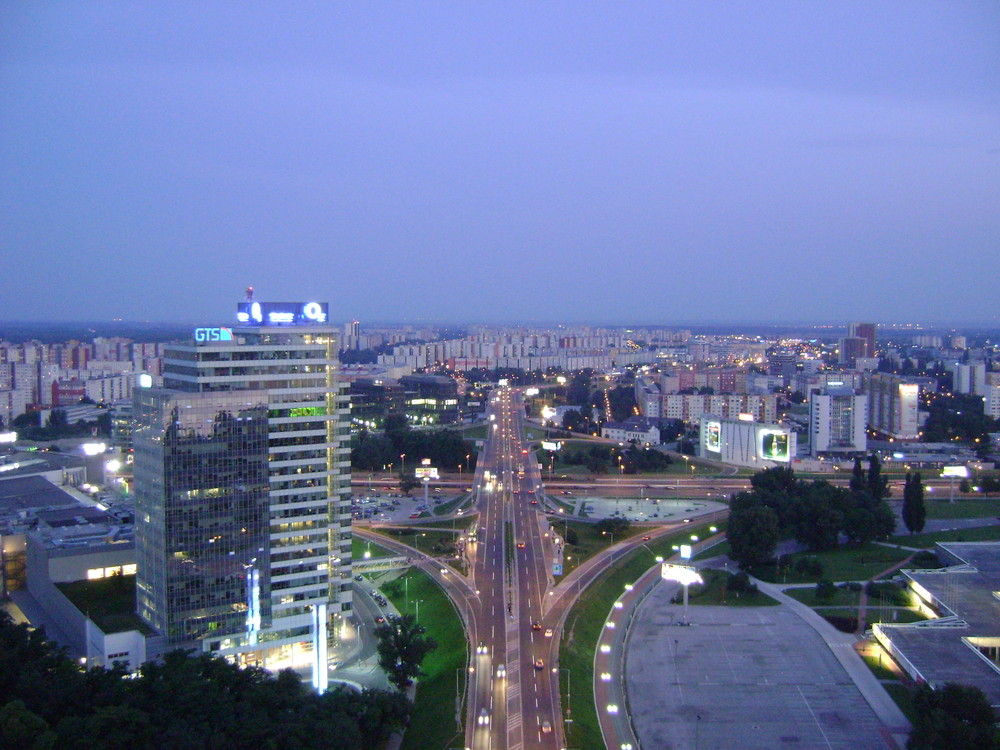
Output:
top-left (2, 3), bottom-right (998, 327)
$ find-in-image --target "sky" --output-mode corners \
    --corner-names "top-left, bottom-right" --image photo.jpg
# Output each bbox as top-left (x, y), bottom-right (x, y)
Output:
top-left (1, 2), bottom-right (998, 327)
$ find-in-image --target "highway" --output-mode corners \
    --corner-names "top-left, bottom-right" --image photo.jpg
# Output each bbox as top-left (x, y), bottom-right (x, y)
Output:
top-left (465, 387), bottom-right (559, 750)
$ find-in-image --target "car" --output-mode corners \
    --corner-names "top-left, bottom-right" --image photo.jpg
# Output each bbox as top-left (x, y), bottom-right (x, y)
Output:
top-left (495, 663), bottom-right (506, 678)
top-left (375, 616), bottom-right (385, 624)
top-left (354, 574), bottom-right (363, 581)
top-left (531, 621), bottom-right (542, 631)
top-left (409, 512), bottom-right (421, 519)
top-left (476, 641), bottom-right (488, 655)
top-left (533, 658), bottom-right (544, 670)
top-left (529, 499), bottom-right (538, 505)
top-left (544, 628), bottom-right (553, 638)
top-left (521, 449), bottom-right (529, 455)
top-left (683, 518), bottom-right (692, 523)
top-left (540, 720), bottom-right (552, 734)
top-left (516, 541), bottom-right (525, 549)
top-left (478, 708), bottom-right (490, 726)
top-left (642, 535), bottom-right (651, 541)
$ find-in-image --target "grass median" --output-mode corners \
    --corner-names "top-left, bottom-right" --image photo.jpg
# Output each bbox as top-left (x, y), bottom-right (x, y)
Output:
top-left (379, 568), bottom-right (468, 750)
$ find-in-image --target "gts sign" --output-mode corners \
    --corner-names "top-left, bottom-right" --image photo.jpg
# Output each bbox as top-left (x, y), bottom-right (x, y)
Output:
top-left (194, 327), bottom-right (234, 342)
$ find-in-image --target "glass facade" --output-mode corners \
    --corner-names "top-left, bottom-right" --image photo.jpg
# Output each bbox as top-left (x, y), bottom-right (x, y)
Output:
top-left (134, 390), bottom-right (270, 646)
top-left (136, 318), bottom-right (351, 665)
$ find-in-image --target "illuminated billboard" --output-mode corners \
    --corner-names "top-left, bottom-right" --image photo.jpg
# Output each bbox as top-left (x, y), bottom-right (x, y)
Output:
top-left (236, 301), bottom-right (329, 326)
top-left (415, 466), bottom-right (440, 480)
top-left (705, 421), bottom-right (721, 452)
top-left (760, 431), bottom-right (790, 461)
top-left (541, 441), bottom-right (562, 451)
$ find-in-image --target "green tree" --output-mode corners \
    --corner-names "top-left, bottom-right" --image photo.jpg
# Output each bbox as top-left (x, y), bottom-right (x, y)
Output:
top-left (375, 614), bottom-right (438, 692)
top-left (850, 457), bottom-right (866, 493)
top-left (907, 683), bottom-right (1000, 750)
top-left (866, 453), bottom-right (890, 500)
top-left (0, 700), bottom-right (57, 750)
top-left (903, 472), bottom-right (927, 534)
top-left (398, 475), bottom-right (421, 497)
top-left (727, 502), bottom-right (779, 568)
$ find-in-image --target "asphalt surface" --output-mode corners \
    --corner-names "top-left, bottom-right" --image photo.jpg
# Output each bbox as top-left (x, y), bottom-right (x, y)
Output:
top-left (465, 388), bottom-right (560, 750)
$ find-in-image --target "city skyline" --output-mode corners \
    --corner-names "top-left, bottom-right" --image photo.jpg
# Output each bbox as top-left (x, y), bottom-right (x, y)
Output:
top-left (2, 3), bottom-right (998, 325)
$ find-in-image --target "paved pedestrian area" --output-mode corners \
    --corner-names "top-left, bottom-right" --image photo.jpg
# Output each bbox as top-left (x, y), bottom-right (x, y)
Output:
top-left (626, 591), bottom-right (895, 750)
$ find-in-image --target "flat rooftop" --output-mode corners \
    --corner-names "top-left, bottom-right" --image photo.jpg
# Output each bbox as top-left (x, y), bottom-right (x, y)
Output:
top-left (876, 542), bottom-right (1000, 705)
top-left (0, 475), bottom-right (79, 518)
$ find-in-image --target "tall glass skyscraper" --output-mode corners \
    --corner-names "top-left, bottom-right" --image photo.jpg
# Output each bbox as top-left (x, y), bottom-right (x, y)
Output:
top-left (133, 302), bottom-right (351, 678)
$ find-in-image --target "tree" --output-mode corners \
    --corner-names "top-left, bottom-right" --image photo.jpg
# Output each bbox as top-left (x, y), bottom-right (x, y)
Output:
top-left (907, 683), bottom-right (1000, 750)
top-left (374, 614), bottom-right (438, 692)
top-left (867, 453), bottom-right (890, 500)
top-left (564, 527), bottom-right (578, 546)
top-left (902, 472), bottom-right (927, 534)
top-left (850, 457), bottom-right (866, 493)
top-left (727, 502), bottom-right (779, 568)
top-left (398, 475), bottom-right (421, 497)
top-left (0, 700), bottom-right (57, 750)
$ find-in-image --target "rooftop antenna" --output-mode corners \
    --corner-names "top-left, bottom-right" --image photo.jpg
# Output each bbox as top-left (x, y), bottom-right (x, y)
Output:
top-left (245, 286), bottom-right (255, 303)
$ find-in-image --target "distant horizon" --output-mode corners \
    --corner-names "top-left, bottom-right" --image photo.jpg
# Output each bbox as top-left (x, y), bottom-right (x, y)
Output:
top-left (1, 317), bottom-right (995, 334)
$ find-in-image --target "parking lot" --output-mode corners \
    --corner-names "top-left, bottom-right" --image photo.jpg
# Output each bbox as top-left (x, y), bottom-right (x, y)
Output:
top-left (626, 588), bottom-right (892, 750)
top-left (351, 487), bottom-right (467, 523)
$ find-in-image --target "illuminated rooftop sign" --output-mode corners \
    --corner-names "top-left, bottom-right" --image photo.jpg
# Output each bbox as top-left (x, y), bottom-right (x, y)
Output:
top-left (236, 301), bottom-right (329, 326)
top-left (195, 327), bottom-right (234, 342)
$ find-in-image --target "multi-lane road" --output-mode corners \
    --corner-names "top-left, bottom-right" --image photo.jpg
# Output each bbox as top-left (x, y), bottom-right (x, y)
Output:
top-left (466, 387), bottom-right (560, 750)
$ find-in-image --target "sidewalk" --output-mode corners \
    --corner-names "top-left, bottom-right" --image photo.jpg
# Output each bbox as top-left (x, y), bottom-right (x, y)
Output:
top-left (750, 575), bottom-right (911, 739)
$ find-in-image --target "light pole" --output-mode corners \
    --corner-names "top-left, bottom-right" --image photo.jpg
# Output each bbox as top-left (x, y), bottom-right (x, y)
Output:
top-left (400, 453), bottom-right (406, 477)
top-left (415, 599), bottom-right (424, 623)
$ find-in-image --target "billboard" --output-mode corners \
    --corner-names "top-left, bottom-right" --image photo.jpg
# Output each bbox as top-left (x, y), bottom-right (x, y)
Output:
top-left (541, 441), bottom-right (562, 451)
top-left (415, 466), bottom-right (440, 480)
top-left (760, 431), bottom-right (790, 461)
top-left (705, 421), bottom-right (721, 452)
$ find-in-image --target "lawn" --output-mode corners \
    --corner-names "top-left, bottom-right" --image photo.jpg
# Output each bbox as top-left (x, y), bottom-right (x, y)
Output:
top-left (57, 576), bottom-right (154, 635)
top-left (433, 493), bottom-right (470, 515)
top-left (372, 526), bottom-right (469, 557)
top-left (378, 569), bottom-right (468, 750)
top-left (547, 496), bottom-right (575, 514)
top-left (686, 568), bottom-right (779, 607)
top-left (556, 519), bottom-right (657, 576)
top-left (889, 523), bottom-right (1000, 548)
top-left (558, 521), bottom-right (725, 749)
top-left (922, 498), bottom-right (1000, 519)
top-left (462, 424), bottom-right (488, 439)
top-left (883, 683), bottom-right (919, 725)
top-left (753, 544), bottom-right (913, 584)
top-left (352, 536), bottom-right (395, 560)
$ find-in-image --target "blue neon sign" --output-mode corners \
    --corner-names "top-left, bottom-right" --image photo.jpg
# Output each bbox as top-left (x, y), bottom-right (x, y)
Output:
top-left (235, 301), bottom-right (329, 326)
top-left (194, 327), bottom-right (234, 342)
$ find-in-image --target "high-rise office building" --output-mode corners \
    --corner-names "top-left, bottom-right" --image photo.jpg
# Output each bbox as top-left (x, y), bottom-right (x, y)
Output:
top-left (848, 322), bottom-right (877, 359)
top-left (809, 386), bottom-right (867, 455)
top-left (133, 301), bottom-right (350, 686)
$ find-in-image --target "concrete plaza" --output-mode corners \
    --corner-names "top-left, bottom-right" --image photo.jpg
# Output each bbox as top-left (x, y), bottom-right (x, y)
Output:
top-left (626, 589), bottom-right (896, 750)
